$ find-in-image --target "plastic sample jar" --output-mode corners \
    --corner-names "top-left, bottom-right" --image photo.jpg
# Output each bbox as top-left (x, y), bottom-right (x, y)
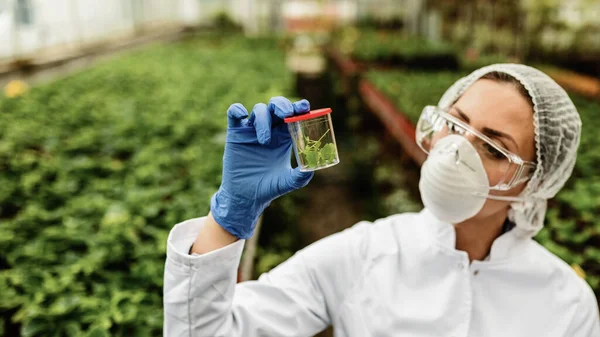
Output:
top-left (284, 108), bottom-right (340, 171)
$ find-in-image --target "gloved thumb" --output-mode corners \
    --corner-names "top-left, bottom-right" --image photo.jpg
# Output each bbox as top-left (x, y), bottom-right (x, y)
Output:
top-left (279, 167), bottom-right (314, 195)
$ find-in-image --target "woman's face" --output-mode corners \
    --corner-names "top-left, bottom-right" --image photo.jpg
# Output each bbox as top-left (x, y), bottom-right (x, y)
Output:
top-left (450, 78), bottom-right (536, 219)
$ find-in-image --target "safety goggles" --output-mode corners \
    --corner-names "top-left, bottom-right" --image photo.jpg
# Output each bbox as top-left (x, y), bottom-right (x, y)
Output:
top-left (416, 106), bottom-right (536, 191)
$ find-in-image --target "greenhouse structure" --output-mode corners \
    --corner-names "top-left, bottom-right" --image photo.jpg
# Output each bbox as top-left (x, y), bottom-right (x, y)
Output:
top-left (1, 0), bottom-right (599, 336)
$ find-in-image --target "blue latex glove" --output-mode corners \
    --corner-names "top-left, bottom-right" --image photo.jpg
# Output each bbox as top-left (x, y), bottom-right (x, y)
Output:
top-left (210, 96), bottom-right (314, 239)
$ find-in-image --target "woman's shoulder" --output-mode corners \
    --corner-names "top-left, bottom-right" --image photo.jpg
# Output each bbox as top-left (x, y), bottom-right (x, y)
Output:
top-left (527, 241), bottom-right (587, 279)
top-left (526, 240), bottom-right (596, 304)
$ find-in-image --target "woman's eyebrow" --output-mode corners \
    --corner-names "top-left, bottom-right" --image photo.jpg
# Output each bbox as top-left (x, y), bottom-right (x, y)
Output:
top-left (454, 107), bottom-right (471, 123)
top-left (453, 106), bottom-right (519, 150)
top-left (482, 127), bottom-right (519, 150)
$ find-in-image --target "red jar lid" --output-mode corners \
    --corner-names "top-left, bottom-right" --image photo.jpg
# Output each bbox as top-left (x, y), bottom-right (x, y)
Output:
top-left (284, 108), bottom-right (332, 123)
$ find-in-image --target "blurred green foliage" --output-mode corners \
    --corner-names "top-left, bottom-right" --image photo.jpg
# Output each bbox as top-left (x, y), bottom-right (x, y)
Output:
top-left (212, 11), bottom-right (243, 32)
top-left (0, 34), bottom-right (292, 336)
top-left (459, 53), bottom-right (511, 73)
top-left (336, 27), bottom-right (512, 73)
top-left (337, 29), bottom-right (458, 69)
top-left (366, 70), bottom-right (461, 122)
top-left (366, 69), bottom-right (600, 300)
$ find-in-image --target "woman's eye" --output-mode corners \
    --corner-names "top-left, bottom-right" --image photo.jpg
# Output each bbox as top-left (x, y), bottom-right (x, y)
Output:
top-left (483, 143), bottom-right (505, 160)
top-left (446, 121), bottom-right (464, 134)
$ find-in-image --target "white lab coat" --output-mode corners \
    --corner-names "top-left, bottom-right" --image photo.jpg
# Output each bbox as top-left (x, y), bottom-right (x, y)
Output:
top-left (163, 209), bottom-right (600, 337)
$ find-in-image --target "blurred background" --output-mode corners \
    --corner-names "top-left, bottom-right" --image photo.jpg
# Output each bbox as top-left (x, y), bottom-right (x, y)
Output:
top-left (0, 0), bottom-right (599, 336)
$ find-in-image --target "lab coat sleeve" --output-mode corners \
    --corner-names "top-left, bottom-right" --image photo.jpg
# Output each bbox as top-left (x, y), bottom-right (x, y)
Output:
top-left (163, 217), bottom-right (246, 337)
top-left (564, 279), bottom-right (600, 337)
top-left (163, 216), bottom-right (370, 337)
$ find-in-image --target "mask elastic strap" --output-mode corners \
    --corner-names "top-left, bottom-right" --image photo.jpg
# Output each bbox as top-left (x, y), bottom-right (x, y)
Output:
top-left (471, 191), bottom-right (525, 202)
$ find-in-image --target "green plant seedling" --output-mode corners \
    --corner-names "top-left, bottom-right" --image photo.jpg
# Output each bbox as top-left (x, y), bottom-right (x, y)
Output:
top-left (298, 129), bottom-right (336, 169)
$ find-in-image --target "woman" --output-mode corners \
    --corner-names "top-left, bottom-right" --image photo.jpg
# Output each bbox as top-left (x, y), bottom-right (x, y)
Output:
top-left (163, 64), bottom-right (599, 336)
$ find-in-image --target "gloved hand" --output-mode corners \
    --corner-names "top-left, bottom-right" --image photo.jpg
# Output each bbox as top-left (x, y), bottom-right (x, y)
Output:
top-left (210, 96), bottom-right (314, 239)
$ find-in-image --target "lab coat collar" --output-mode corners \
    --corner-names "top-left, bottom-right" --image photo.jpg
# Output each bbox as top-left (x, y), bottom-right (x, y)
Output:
top-left (420, 208), bottom-right (530, 262)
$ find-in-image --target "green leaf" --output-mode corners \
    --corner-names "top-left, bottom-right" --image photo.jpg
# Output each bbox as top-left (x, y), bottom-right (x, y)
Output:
top-left (63, 321), bottom-right (82, 337)
top-left (303, 150), bottom-right (319, 168)
top-left (319, 143), bottom-right (336, 163)
top-left (21, 318), bottom-right (48, 337)
top-left (49, 295), bottom-right (80, 316)
top-left (86, 326), bottom-right (110, 337)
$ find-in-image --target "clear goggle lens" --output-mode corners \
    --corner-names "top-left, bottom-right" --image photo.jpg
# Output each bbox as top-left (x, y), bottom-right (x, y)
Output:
top-left (416, 106), bottom-right (536, 190)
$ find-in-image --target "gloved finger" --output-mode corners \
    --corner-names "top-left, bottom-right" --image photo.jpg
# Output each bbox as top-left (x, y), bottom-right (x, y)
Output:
top-left (247, 109), bottom-right (256, 126)
top-left (279, 167), bottom-right (314, 195)
top-left (292, 99), bottom-right (310, 114)
top-left (268, 96), bottom-right (295, 120)
top-left (227, 103), bottom-right (249, 127)
top-left (252, 103), bottom-right (272, 145)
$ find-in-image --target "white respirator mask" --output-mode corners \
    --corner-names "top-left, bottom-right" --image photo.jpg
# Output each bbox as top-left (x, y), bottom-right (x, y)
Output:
top-left (419, 135), bottom-right (525, 224)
